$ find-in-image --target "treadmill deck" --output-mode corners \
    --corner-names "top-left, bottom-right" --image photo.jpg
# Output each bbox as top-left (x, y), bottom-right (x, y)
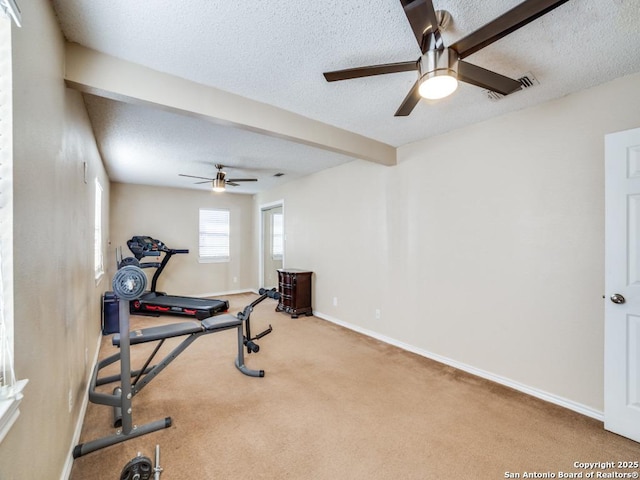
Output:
top-left (131, 293), bottom-right (229, 320)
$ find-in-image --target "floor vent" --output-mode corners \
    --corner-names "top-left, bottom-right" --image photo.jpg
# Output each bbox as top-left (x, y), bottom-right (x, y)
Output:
top-left (486, 72), bottom-right (539, 101)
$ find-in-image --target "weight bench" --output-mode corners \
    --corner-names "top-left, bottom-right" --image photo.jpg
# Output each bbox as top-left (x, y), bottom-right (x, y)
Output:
top-left (73, 265), bottom-right (276, 458)
top-left (107, 314), bottom-right (261, 395)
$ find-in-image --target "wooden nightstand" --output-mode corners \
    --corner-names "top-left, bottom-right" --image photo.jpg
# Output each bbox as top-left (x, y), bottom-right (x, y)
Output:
top-left (276, 269), bottom-right (313, 318)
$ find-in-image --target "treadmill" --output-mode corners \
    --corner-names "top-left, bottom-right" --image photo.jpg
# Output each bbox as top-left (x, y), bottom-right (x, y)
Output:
top-left (126, 236), bottom-right (229, 320)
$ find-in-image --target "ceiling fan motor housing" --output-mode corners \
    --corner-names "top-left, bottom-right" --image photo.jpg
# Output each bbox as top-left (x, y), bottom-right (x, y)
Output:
top-left (213, 170), bottom-right (226, 191)
top-left (420, 48), bottom-right (459, 82)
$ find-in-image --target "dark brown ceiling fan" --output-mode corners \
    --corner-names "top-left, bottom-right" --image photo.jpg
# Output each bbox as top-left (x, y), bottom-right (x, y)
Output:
top-left (179, 164), bottom-right (257, 192)
top-left (323, 0), bottom-right (570, 116)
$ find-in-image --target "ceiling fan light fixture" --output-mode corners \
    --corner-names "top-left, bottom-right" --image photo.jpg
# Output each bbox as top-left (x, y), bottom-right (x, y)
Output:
top-left (212, 178), bottom-right (226, 192)
top-left (213, 170), bottom-right (226, 192)
top-left (419, 71), bottom-right (458, 99)
top-left (418, 48), bottom-right (459, 100)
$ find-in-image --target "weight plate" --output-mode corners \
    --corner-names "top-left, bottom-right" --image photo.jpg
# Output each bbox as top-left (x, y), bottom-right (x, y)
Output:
top-left (112, 265), bottom-right (147, 300)
top-left (120, 455), bottom-right (152, 480)
top-left (119, 256), bottom-right (141, 268)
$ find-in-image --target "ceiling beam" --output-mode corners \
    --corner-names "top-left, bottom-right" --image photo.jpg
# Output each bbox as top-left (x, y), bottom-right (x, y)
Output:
top-left (63, 43), bottom-right (396, 167)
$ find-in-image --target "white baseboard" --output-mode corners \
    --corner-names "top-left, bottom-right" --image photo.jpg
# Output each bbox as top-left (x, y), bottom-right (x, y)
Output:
top-left (61, 333), bottom-right (103, 480)
top-left (313, 310), bottom-right (604, 422)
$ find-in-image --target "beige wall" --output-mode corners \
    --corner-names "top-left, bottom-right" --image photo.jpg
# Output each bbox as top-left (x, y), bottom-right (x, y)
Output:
top-left (256, 72), bottom-right (640, 414)
top-left (0, 1), bottom-right (110, 478)
top-left (109, 183), bottom-right (256, 296)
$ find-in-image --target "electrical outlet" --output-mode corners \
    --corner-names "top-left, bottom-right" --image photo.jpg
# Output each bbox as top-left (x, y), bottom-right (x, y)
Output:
top-left (375, 309), bottom-right (381, 320)
top-left (233, 276), bottom-right (238, 283)
top-left (333, 297), bottom-right (338, 307)
top-left (68, 389), bottom-right (73, 412)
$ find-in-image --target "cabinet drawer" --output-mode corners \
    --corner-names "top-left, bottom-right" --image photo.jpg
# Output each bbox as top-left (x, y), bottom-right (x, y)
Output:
top-left (279, 294), bottom-right (293, 308)
top-left (279, 272), bottom-right (293, 284)
top-left (279, 284), bottom-right (293, 295)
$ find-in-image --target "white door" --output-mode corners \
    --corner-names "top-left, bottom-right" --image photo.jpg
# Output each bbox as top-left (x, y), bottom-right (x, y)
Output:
top-left (605, 126), bottom-right (640, 442)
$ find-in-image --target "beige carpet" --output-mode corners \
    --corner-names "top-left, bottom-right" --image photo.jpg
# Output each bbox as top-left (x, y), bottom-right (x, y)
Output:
top-left (70, 293), bottom-right (640, 479)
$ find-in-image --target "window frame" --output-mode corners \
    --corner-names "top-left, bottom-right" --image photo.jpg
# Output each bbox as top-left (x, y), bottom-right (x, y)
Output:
top-left (198, 208), bottom-right (230, 263)
top-left (94, 178), bottom-right (104, 281)
top-left (0, 8), bottom-right (28, 445)
top-left (271, 212), bottom-right (283, 260)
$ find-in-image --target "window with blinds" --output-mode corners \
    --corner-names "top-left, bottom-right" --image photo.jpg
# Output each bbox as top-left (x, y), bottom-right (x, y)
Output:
top-left (271, 213), bottom-right (283, 259)
top-left (0, 6), bottom-right (28, 443)
top-left (94, 179), bottom-right (104, 279)
top-left (0, 11), bottom-right (15, 395)
top-left (199, 208), bottom-right (230, 262)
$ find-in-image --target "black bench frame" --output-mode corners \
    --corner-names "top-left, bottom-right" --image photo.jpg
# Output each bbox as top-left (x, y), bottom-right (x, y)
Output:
top-left (73, 290), bottom-right (273, 458)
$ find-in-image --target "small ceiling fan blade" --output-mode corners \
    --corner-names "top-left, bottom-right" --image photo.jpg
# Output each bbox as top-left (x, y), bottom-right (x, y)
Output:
top-left (226, 182), bottom-right (239, 187)
top-left (450, 0), bottom-right (570, 59)
top-left (400, 0), bottom-right (441, 54)
top-left (179, 174), bottom-right (215, 181)
top-left (458, 61), bottom-right (522, 95)
top-left (226, 178), bottom-right (258, 183)
top-left (394, 80), bottom-right (422, 117)
top-left (324, 61), bottom-right (418, 82)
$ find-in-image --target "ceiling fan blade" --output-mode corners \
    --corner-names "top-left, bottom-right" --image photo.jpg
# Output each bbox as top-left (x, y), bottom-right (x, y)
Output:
top-left (450, 0), bottom-right (570, 59)
top-left (458, 61), bottom-right (522, 95)
top-left (324, 61), bottom-right (418, 82)
top-left (394, 80), bottom-right (422, 117)
top-left (226, 182), bottom-right (239, 187)
top-left (194, 180), bottom-right (211, 184)
top-left (400, 0), bottom-right (441, 54)
top-left (179, 174), bottom-right (215, 181)
top-left (226, 178), bottom-right (258, 183)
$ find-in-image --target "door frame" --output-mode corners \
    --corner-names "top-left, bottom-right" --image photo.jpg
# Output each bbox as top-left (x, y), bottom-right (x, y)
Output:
top-left (258, 199), bottom-right (284, 290)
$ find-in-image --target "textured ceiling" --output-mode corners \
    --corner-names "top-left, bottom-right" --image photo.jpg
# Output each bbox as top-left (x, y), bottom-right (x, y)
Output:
top-left (82, 94), bottom-right (355, 192)
top-left (51, 0), bottom-right (640, 194)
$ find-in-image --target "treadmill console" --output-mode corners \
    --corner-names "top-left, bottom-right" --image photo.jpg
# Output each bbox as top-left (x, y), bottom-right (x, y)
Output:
top-left (127, 236), bottom-right (165, 260)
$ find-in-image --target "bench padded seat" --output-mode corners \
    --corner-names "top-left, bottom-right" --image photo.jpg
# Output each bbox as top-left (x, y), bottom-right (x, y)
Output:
top-left (113, 321), bottom-right (203, 346)
top-left (112, 314), bottom-right (242, 347)
top-left (201, 314), bottom-right (241, 331)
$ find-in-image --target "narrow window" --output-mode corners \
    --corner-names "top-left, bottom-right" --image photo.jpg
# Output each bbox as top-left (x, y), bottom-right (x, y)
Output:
top-left (199, 208), bottom-right (230, 262)
top-left (271, 212), bottom-right (283, 260)
top-left (94, 179), bottom-right (103, 279)
top-left (0, 10), bottom-right (13, 396)
top-left (0, 4), bottom-right (28, 443)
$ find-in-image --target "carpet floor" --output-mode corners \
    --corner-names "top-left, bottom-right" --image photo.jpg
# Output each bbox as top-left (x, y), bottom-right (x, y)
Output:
top-left (70, 293), bottom-right (640, 479)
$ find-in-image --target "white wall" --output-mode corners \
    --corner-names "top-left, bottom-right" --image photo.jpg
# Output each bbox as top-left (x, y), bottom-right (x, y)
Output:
top-left (256, 72), bottom-right (640, 414)
top-left (0, 1), bottom-right (110, 478)
top-left (109, 183), bottom-right (256, 296)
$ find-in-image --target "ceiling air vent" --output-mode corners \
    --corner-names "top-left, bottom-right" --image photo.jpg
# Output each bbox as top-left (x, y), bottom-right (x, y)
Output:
top-left (486, 72), bottom-right (539, 101)
top-left (273, 172), bottom-right (285, 177)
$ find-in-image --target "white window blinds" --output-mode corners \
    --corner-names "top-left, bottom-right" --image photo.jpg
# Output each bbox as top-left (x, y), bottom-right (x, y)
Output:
top-left (94, 179), bottom-right (104, 279)
top-left (271, 213), bottom-right (283, 259)
top-left (0, 9), bottom-right (27, 444)
top-left (0, 11), bottom-right (15, 395)
top-left (199, 208), bottom-right (230, 261)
